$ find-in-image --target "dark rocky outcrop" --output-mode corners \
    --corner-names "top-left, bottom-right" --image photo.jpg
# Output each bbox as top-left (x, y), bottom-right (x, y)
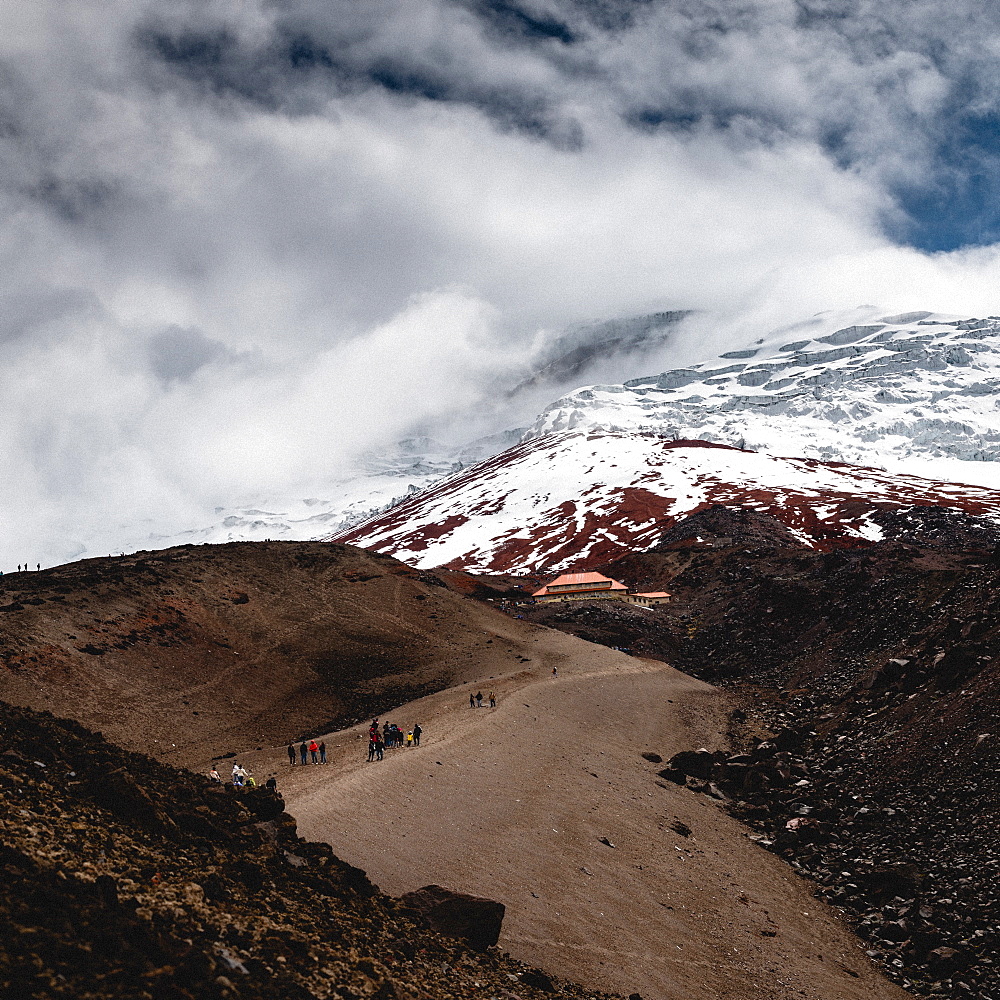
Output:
top-left (655, 726), bottom-right (1000, 998)
top-left (401, 884), bottom-right (506, 951)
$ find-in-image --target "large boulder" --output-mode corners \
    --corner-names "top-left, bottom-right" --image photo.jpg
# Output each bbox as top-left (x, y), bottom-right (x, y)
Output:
top-left (399, 884), bottom-right (505, 951)
top-left (666, 749), bottom-right (720, 779)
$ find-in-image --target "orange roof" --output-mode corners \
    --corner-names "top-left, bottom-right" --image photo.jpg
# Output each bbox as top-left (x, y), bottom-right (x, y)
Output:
top-left (633, 591), bottom-right (670, 598)
top-left (549, 572), bottom-right (614, 586)
top-left (533, 571), bottom-right (628, 597)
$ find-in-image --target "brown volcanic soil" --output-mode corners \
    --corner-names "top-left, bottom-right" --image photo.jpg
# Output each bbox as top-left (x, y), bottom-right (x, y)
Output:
top-left (249, 637), bottom-right (907, 1000)
top-left (0, 542), bottom-right (553, 765)
top-left (0, 536), bottom-right (929, 999)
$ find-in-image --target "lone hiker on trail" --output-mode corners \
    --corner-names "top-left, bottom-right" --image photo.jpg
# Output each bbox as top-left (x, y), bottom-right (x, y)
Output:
top-left (552, 666), bottom-right (558, 678)
top-left (287, 743), bottom-right (295, 765)
top-left (413, 724), bottom-right (422, 746)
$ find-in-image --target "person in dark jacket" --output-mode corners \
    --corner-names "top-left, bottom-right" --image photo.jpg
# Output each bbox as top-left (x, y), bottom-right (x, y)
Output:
top-left (413, 724), bottom-right (422, 746)
top-left (287, 743), bottom-right (295, 765)
top-left (319, 740), bottom-right (327, 763)
top-left (299, 741), bottom-right (308, 765)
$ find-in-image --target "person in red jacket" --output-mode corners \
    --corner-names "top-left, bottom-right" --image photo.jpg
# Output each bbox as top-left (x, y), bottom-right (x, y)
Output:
top-left (308, 739), bottom-right (319, 763)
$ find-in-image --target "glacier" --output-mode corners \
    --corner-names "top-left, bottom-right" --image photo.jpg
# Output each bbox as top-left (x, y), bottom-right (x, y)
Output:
top-left (528, 311), bottom-right (1000, 489)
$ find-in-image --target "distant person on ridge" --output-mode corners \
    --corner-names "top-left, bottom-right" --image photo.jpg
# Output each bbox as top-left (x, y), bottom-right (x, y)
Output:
top-left (475, 691), bottom-right (483, 708)
top-left (470, 693), bottom-right (476, 709)
top-left (406, 731), bottom-right (414, 747)
top-left (375, 735), bottom-right (385, 761)
top-left (308, 739), bottom-right (319, 764)
top-left (287, 743), bottom-right (295, 766)
top-left (489, 691), bottom-right (496, 708)
top-left (299, 741), bottom-right (308, 765)
top-left (319, 740), bottom-right (327, 763)
top-left (367, 738), bottom-right (376, 762)
top-left (413, 724), bottom-right (422, 746)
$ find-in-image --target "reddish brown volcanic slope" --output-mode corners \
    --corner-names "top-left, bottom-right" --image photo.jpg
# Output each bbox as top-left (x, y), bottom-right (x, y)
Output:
top-left (329, 431), bottom-right (1000, 573)
top-left (0, 542), bottom-right (553, 765)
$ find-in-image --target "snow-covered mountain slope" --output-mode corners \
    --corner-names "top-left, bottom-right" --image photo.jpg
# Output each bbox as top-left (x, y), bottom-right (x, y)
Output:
top-left (328, 431), bottom-right (1000, 573)
top-left (530, 312), bottom-right (1000, 489)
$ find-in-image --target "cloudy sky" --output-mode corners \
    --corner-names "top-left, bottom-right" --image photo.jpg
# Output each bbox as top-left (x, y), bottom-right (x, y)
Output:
top-left (5, 0), bottom-right (1000, 567)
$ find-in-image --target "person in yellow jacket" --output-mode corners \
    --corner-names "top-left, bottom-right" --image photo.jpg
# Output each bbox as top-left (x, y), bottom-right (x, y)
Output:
top-left (406, 731), bottom-right (414, 747)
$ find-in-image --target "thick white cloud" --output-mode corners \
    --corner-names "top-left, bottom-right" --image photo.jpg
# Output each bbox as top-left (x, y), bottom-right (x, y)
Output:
top-left (4, 0), bottom-right (1000, 568)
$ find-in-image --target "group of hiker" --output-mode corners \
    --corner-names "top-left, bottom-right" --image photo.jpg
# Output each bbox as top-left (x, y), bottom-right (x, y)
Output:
top-left (210, 683), bottom-right (507, 784)
top-left (367, 719), bottom-right (421, 761)
top-left (287, 739), bottom-right (327, 765)
top-left (208, 763), bottom-right (278, 796)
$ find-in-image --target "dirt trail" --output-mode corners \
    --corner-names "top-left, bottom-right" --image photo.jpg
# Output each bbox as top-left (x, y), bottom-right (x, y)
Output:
top-left (233, 630), bottom-right (907, 1000)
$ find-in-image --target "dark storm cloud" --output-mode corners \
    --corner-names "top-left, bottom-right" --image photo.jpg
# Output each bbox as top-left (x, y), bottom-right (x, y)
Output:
top-left (460, 1), bottom-right (577, 45)
top-left (136, 4), bottom-right (585, 147)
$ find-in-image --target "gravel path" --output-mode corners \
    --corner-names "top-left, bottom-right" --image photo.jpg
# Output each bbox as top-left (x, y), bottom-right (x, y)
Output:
top-left (271, 632), bottom-right (908, 1000)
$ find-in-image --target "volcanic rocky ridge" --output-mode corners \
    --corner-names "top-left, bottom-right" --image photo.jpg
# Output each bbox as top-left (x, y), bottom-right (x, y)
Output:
top-left (515, 504), bottom-right (1000, 999)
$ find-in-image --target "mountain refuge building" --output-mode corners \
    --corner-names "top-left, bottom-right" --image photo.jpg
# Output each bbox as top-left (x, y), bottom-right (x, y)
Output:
top-left (532, 572), bottom-right (670, 605)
